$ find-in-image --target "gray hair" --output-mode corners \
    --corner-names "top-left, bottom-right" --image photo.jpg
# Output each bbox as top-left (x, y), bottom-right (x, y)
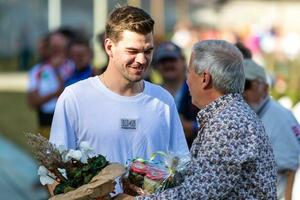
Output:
top-left (192, 40), bottom-right (245, 94)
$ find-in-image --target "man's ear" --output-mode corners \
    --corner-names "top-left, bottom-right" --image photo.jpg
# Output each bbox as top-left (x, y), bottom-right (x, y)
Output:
top-left (104, 38), bottom-right (114, 58)
top-left (201, 71), bottom-right (212, 89)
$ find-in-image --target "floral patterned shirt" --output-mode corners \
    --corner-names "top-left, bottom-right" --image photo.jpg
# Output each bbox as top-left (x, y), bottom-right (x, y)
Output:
top-left (137, 93), bottom-right (277, 200)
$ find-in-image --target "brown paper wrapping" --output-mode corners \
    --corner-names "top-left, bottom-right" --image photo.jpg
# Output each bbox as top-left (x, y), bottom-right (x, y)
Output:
top-left (49, 163), bottom-right (125, 200)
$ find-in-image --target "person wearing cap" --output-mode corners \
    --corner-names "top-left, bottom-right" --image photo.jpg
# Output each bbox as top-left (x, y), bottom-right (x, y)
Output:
top-left (243, 59), bottom-right (300, 200)
top-left (154, 42), bottom-right (199, 148)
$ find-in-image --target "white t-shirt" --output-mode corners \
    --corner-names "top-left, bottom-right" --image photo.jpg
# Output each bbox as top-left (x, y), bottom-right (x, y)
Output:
top-left (50, 76), bottom-right (189, 164)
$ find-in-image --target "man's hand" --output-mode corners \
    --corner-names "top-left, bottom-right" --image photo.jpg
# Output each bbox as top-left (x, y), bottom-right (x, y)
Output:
top-left (47, 181), bottom-right (59, 196)
top-left (285, 170), bottom-right (296, 200)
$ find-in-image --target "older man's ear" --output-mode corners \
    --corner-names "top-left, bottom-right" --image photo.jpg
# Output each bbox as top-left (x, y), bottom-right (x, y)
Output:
top-left (201, 71), bottom-right (213, 89)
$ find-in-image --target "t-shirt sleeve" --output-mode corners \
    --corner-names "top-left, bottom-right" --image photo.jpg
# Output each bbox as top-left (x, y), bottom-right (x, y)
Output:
top-left (272, 112), bottom-right (300, 171)
top-left (169, 99), bottom-right (189, 155)
top-left (49, 87), bottom-right (78, 149)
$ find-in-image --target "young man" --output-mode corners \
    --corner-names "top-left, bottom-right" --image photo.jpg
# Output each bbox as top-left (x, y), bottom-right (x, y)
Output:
top-left (117, 40), bottom-right (277, 199)
top-left (154, 42), bottom-right (198, 148)
top-left (50, 5), bottom-right (188, 167)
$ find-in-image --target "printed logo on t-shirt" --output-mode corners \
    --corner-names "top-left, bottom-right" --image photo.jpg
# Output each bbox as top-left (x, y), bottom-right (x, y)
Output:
top-left (121, 119), bottom-right (137, 130)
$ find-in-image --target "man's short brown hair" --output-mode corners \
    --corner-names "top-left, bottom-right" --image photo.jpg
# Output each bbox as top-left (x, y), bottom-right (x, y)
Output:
top-left (105, 6), bottom-right (154, 43)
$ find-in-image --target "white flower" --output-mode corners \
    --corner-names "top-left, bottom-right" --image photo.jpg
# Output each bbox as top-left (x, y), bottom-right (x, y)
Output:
top-left (79, 141), bottom-right (93, 152)
top-left (37, 166), bottom-right (48, 176)
top-left (37, 166), bottom-right (55, 185)
top-left (79, 141), bottom-right (94, 163)
top-left (62, 153), bottom-right (68, 163)
top-left (61, 142), bottom-right (94, 163)
top-left (64, 149), bottom-right (83, 162)
top-left (79, 153), bottom-right (88, 164)
top-left (57, 145), bottom-right (67, 154)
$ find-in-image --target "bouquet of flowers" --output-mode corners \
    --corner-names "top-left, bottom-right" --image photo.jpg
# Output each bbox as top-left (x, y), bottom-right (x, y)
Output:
top-left (25, 133), bottom-right (125, 200)
top-left (121, 151), bottom-right (190, 196)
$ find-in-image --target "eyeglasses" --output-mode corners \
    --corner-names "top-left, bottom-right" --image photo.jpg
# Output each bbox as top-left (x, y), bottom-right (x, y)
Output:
top-left (244, 79), bottom-right (266, 91)
top-left (244, 79), bottom-right (252, 90)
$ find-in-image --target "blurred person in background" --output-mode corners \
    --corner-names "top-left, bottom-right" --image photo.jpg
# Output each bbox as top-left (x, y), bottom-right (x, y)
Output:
top-left (235, 41), bottom-right (252, 59)
top-left (27, 31), bottom-right (74, 139)
top-left (243, 59), bottom-right (300, 200)
top-left (154, 42), bottom-right (199, 148)
top-left (36, 34), bottom-right (51, 63)
top-left (65, 36), bottom-right (94, 86)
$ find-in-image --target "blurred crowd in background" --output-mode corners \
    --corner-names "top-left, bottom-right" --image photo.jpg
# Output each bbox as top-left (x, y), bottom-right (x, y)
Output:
top-left (2, 0), bottom-right (300, 107)
top-left (1, 0), bottom-right (300, 199)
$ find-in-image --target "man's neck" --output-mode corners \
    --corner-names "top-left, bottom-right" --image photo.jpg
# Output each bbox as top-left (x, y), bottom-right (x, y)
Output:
top-left (100, 68), bottom-right (144, 96)
top-left (197, 90), bottom-right (224, 109)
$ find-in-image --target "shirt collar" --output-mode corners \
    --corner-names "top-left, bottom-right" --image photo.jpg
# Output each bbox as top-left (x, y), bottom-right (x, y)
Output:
top-left (256, 96), bottom-right (270, 116)
top-left (197, 93), bottom-right (243, 126)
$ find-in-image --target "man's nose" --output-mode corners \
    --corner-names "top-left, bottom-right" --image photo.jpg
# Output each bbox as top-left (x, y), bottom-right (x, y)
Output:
top-left (136, 53), bottom-right (147, 65)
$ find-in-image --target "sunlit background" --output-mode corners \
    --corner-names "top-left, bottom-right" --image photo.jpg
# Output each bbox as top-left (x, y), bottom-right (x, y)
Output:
top-left (1, 0), bottom-right (300, 199)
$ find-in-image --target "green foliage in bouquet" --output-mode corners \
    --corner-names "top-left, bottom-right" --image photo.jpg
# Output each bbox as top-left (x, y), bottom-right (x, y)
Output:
top-left (25, 133), bottom-right (109, 195)
top-left (53, 155), bottom-right (109, 195)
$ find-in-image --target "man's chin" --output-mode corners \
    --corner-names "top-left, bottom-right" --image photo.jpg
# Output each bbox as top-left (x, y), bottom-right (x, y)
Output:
top-left (127, 76), bottom-right (143, 83)
top-left (133, 78), bottom-right (143, 83)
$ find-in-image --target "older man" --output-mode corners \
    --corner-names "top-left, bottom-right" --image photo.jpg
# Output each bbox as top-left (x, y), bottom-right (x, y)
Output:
top-left (243, 59), bottom-right (300, 200)
top-left (117, 40), bottom-right (277, 199)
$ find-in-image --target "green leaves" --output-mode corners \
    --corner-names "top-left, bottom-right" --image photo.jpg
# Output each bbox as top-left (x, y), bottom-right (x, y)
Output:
top-left (89, 155), bottom-right (109, 174)
top-left (54, 182), bottom-right (70, 195)
top-left (53, 154), bottom-right (109, 195)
